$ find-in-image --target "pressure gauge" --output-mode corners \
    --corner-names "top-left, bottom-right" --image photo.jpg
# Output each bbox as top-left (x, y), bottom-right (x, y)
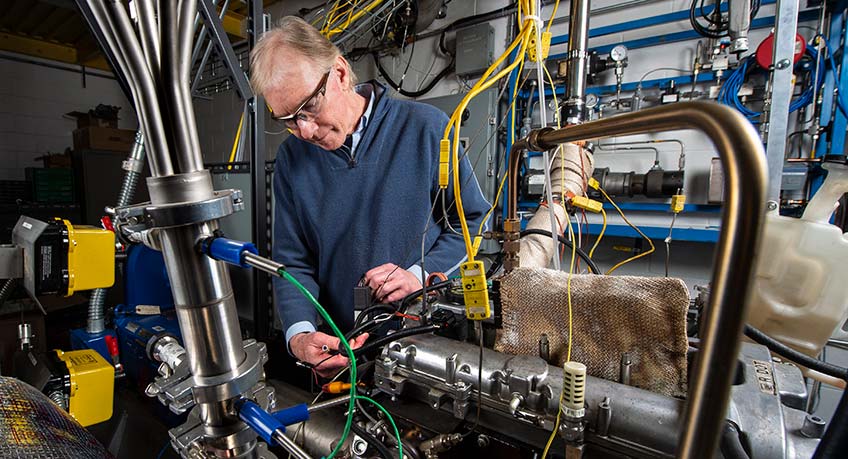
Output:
top-left (610, 45), bottom-right (628, 62)
top-left (585, 93), bottom-right (599, 108)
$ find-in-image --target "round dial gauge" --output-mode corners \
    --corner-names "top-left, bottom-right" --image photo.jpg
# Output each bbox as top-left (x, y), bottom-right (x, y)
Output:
top-left (585, 93), bottom-right (599, 108)
top-left (610, 45), bottom-right (628, 62)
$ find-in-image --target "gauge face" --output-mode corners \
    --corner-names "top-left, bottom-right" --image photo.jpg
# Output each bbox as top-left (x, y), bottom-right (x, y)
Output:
top-left (610, 45), bottom-right (628, 62)
top-left (585, 93), bottom-right (599, 108)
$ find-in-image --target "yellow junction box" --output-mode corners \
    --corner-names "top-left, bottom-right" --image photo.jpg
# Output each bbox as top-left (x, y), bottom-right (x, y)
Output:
top-left (59, 219), bottom-right (115, 295)
top-left (55, 349), bottom-right (114, 426)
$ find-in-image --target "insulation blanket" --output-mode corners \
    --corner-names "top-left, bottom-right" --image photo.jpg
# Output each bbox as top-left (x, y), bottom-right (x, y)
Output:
top-left (495, 267), bottom-right (690, 397)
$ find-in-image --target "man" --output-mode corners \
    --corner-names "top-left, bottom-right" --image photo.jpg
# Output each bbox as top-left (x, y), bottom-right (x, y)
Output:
top-left (250, 16), bottom-right (490, 377)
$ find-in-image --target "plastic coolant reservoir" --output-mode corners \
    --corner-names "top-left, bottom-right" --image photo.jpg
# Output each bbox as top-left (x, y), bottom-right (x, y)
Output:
top-left (748, 162), bottom-right (848, 357)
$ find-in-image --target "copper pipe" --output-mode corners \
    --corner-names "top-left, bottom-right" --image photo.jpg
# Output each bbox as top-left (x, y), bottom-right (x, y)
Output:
top-left (506, 101), bottom-right (768, 458)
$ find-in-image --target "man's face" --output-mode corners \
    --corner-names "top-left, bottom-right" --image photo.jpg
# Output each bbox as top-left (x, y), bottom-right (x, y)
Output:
top-left (265, 55), bottom-right (350, 151)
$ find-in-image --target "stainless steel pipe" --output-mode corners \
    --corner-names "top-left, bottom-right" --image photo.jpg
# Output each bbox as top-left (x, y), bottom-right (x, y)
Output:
top-left (564, 0), bottom-right (591, 125)
top-left (505, 101), bottom-right (768, 458)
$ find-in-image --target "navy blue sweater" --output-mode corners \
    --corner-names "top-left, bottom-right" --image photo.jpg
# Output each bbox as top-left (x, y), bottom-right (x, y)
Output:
top-left (272, 82), bottom-right (490, 342)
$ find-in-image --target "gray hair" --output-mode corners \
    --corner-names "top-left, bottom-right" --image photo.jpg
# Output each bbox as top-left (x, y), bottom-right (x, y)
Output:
top-left (250, 16), bottom-right (357, 97)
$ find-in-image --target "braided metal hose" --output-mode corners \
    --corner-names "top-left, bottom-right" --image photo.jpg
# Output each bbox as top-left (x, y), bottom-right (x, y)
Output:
top-left (87, 131), bottom-right (145, 334)
top-left (0, 278), bottom-right (18, 306)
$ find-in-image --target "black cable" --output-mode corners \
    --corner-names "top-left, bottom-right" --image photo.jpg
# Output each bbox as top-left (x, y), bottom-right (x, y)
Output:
top-left (460, 323), bottom-right (484, 438)
top-left (373, 52), bottom-right (454, 98)
top-left (355, 304), bottom-right (396, 328)
top-left (744, 325), bottom-right (848, 381)
top-left (519, 229), bottom-right (601, 275)
top-left (353, 324), bottom-right (440, 358)
top-left (350, 423), bottom-right (394, 459)
top-left (400, 279), bottom-right (452, 309)
top-left (813, 385), bottom-right (848, 459)
top-left (720, 422), bottom-right (751, 459)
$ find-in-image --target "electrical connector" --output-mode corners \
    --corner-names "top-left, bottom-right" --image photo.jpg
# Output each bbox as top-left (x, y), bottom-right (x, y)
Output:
top-left (571, 196), bottom-right (603, 213)
top-left (527, 29), bottom-right (552, 62)
top-left (588, 177), bottom-right (600, 190)
top-left (322, 381), bottom-right (351, 394)
top-left (670, 194), bottom-right (686, 214)
top-left (439, 139), bottom-right (450, 189)
top-left (459, 261), bottom-right (490, 320)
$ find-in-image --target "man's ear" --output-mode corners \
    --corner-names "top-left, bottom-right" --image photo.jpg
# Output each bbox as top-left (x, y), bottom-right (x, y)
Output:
top-left (334, 55), bottom-right (353, 90)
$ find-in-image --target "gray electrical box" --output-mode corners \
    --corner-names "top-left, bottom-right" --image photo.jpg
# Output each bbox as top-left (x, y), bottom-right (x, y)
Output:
top-left (455, 23), bottom-right (494, 77)
top-left (420, 88), bottom-right (500, 254)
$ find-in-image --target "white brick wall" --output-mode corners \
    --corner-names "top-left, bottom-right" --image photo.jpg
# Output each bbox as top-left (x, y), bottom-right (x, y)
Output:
top-left (0, 54), bottom-right (137, 181)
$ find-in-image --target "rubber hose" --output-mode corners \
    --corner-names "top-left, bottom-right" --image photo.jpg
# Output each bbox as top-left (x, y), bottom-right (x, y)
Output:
top-left (744, 325), bottom-right (848, 381)
top-left (353, 325), bottom-right (440, 358)
top-left (720, 422), bottom-right (750, 459)
top-left (0, 278), bottom-right (18, 306)
top-left (813, 386), bottom-right (848, 458)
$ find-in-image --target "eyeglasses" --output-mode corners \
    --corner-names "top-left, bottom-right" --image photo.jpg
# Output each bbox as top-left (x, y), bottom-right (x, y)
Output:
top-left (270, 71), bottom-right (330, 129)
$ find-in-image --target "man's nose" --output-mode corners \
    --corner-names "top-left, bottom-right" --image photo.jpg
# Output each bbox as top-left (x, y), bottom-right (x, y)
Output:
top-left (296, 118), bottom-right (318, 139)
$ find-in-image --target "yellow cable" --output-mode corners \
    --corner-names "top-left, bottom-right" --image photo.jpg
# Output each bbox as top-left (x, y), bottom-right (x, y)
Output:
top-left (541, 211), bottom-right (575, 459)
top-left (546, 0), bottom-right (560, 34)
top-left (477, 172), bottom-right (509, 237)
top-left (227, 112), bottom-right (244, 171)
top-left (588, 208), bottom-right (606, 259)
top-left (600, 187), bottom-right (656, 274)
top-left (446, 25), bottom-right (534, 259)
top-left (325, 0), bottom-right (384, 38)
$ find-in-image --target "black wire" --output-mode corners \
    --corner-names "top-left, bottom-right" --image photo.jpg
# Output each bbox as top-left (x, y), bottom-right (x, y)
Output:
top-left (744, 325), bottom-right (848, 381)
top-left (519, 229), bottom-right (601, 275)
top-left (460, 323), bottom-right (484, 438)
top-left (400, 279), bottom-right (452, 309)
top-left (373, 52), bottom-right (454, 98)
top-left (350, 423), bottom-right (394, 459)
top-left (355, 304), bottom-right (397, 328)
top-left (353, 324), bottom-right (440, 357)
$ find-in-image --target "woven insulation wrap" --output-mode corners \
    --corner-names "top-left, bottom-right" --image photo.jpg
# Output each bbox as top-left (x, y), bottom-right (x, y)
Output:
top-left (0, 376), bottom-right (113, 458)
top-left (495, 267), bottom-right (690, 397)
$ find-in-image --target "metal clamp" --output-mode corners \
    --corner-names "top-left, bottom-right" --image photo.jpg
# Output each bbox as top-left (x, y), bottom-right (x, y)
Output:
top-left (122, 158), bottom-right (145, 174)
top-left (115, 189), bottom-right (243, 233)
top-left (145, 189), bottom-right (244, 228)
top-left (146, 339), bottom-right (268, 413)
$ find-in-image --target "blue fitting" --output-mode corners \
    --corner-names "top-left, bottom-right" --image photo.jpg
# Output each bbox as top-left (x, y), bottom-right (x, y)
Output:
top-left (236, 399), bottom-right (310, 445)
top-left (272, 403), bottom-right (309, 427)
top-left (201, 237), bottom-right (258, 268)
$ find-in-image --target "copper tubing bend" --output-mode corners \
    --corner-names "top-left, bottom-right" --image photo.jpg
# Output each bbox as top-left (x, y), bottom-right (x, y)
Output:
top-left (505, 101), bottom-right (768, 459)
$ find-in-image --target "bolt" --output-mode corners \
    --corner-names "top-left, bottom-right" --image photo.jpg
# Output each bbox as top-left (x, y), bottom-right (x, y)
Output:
top-left (775, 59), bottom-right (791, 70)
top-left (801, 414), bottom-right (826, 438)
top-left (767, 201), bottom-right (779, 211)
top-left (477, 434), bottom-right (490, 448)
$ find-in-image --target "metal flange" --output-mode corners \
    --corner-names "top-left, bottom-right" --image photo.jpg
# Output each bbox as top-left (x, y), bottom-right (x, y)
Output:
top-left (114, 189), bottom-right (244, 233)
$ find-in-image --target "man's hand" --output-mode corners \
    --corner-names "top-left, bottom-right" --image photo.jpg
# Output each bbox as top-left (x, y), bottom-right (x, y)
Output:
top-left (289, 331), bottom-right (369, 378)
top-left (364, 263), bottom-right (423, 303)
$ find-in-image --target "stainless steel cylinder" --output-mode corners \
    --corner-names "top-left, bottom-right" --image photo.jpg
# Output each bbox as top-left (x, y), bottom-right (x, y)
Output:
top-left (564, 0), bottom-right (591, 124)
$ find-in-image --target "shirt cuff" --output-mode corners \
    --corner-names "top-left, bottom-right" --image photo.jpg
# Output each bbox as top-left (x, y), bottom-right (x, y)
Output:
top-left (406, 264), bottom-right (429, 286)
top-left (285, 321), bottom-right (317, 355)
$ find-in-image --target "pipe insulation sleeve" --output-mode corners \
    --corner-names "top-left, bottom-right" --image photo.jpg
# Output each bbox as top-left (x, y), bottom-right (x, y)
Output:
top-left (520, 143), bottom-right (594, 269)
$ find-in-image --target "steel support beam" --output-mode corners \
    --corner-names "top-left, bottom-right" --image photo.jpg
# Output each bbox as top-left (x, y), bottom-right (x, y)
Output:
top-left (762, 0), bottom-right (800, 207)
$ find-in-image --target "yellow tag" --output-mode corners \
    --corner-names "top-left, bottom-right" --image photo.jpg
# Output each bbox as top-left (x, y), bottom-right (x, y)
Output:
top-left (460, 261), bottom-right (490, 320)
top-left (439, 139), bottom-right (450, 189)
top-left (571, 196), bottom-right (603, 213)
top-left (671, 194), bottom-right (686, 213)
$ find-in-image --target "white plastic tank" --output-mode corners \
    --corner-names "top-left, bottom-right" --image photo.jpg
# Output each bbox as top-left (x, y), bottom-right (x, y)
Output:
top-left (748, 161), bottom-right (848, 357)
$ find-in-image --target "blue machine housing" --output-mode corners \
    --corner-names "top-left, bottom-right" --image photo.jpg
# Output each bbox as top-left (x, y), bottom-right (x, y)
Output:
top-left (114, 245), bottom-right (182, 387)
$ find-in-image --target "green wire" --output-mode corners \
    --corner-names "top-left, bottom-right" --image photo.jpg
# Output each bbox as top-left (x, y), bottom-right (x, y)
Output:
top-left (280, 269), bottom-right (356, 459)
top-left (356, 395), bottom-right (403, 459)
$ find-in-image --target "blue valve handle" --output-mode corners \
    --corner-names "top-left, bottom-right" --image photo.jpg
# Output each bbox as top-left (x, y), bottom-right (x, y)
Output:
top-left (200, 236), bottom-right (258, 268)
top-left (236, 399), bottom-right (310, 444)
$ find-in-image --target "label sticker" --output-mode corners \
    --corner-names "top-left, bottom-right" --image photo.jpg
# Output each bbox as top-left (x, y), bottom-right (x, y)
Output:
top-left (752, 359), bottom-right (776, 395)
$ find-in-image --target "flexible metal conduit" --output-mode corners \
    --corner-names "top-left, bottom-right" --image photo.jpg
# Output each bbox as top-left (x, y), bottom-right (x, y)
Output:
top-left (505, 101), bottom-right (768, 458)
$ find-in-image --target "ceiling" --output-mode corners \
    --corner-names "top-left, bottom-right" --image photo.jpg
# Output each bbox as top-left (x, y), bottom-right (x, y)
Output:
top-left (0, 0), bottom-right (267, 71)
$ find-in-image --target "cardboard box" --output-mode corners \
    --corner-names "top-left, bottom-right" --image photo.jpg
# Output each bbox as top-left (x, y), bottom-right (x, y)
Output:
top-left (73, 127), bottom-right (135, 152)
